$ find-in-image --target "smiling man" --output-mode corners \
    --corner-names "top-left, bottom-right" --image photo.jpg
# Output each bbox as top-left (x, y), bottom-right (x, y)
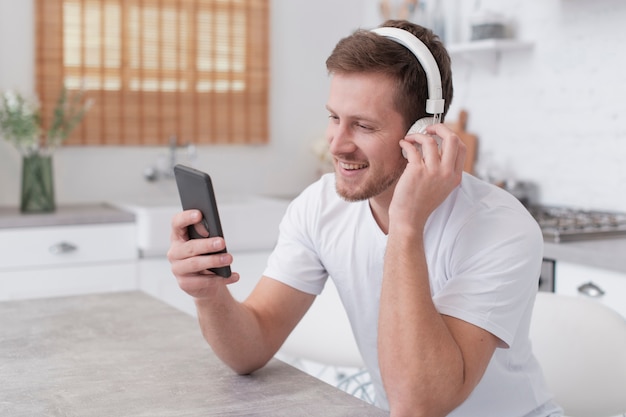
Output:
top-left (168, 19), bottom-right (563, 417)
top-left (326, 71), bottom-right (408, 203)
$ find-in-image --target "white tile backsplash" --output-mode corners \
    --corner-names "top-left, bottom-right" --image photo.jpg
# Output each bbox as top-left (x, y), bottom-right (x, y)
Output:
top-left (447, 0), bottom-right (626, 211)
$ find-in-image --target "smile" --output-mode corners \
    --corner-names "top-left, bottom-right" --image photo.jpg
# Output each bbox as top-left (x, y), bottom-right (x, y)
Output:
top-left (339, 161), bottom-right (369, 170)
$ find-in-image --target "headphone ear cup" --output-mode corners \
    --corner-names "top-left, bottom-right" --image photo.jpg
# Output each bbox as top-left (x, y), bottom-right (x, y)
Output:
top-left (407, 117), bottom-right (435, 135)
top-left (402, 117), bottom-right (441, 159)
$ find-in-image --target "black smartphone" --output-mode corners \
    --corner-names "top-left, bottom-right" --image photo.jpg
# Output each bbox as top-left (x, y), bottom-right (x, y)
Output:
top-left (173, 164), bottom-right (231, 278)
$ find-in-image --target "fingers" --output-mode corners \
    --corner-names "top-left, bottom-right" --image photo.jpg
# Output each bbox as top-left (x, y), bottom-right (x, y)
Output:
top-left (422, 124), bottom-right (466, 175)
top-left (168, 209), bottom-right (232, 275)
top-left (402, 130), bottom-right (441, 164)
top-left (453, 139), bottom-right (468, 173)
top-left (171, 209), bottom-right (201, 241)
top-left (398, 139), bottom-right (423, 163)
top-left (168, 209), bottom-right (241, 299)
top-left (172, 249), bottom-right (234, 278)
top-left (393, 124), bottom-right (466, 226)
top-left (168, 237), bottom-right (239, 293)
top-left (419, 134), bottom-right (442, 162)
top-left (175, 270), bottom-right (241, 299)
top-left (168, 230), bottom-right (227, 266)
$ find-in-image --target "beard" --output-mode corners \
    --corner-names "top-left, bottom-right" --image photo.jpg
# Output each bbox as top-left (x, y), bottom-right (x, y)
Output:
top-left (334, 159), bottom-right (406, 202)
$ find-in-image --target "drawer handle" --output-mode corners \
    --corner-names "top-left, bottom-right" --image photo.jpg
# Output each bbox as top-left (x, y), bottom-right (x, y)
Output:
top-left (577, 281), bottom-right (605, 298)
top-left (49, 242), bottom-right (78, 255)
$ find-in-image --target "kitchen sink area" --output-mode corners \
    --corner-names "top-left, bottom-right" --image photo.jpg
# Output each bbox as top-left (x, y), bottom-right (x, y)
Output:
top-left (112, 194), bottom-right (291, 315)
top-left (116, 194), bottom-right (291, 258)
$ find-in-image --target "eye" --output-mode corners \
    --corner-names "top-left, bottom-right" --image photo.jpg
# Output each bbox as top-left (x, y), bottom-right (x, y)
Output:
top-left (356, 122), bottom-right (374, 131)
top-left (328, 114), bottom-right (339, 123)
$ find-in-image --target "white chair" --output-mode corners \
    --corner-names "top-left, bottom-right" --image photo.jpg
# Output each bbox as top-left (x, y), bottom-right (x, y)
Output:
top-left (529, 292), bottom-right (626, 417)
top-left (277, 279), bottom-right (374, 402)
top-left (280, 278), bottom-right (363, 368)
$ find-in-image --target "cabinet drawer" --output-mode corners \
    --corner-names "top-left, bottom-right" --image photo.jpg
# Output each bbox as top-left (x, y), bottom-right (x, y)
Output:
top-left (0, 261), bottom-right (137, 301)
top-left (0, 223), bottom-right (137, 270)
top-left (555, 261), bottom-right (626, 319)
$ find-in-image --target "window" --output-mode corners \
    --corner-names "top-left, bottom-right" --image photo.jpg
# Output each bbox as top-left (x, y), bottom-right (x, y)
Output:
top-left (35, 0), bottom-right (270, 145)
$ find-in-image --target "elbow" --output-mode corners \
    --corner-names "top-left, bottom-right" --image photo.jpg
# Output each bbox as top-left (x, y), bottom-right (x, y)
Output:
top-left (390, 399), bottom-right (462, 417)
top-left (228, 356), bottom-right (271, 376)
top-left (233, 368), bottom-right (254, 376)
top-left (389, 402), bottom-right (448, 417)
top-left (232, 366), bottom-right (258, 376)
top-left (386, 381), bottom-right (466, 417)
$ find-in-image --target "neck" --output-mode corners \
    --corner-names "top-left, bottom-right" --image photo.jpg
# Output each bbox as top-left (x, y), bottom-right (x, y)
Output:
top-left (369, 187), bottom-right (394, 235)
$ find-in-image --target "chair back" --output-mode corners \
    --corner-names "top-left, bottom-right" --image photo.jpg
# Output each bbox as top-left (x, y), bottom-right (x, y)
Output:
top-left (529, 292), bottom-right (626, 417)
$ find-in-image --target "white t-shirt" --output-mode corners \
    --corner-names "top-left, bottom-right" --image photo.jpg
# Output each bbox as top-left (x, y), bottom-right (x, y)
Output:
top-left (264, 173), bottom-right (561, 416)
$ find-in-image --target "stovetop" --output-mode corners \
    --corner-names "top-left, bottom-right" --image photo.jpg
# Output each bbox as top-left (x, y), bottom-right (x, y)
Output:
top-left (528, 205), bottom-right (626, 243)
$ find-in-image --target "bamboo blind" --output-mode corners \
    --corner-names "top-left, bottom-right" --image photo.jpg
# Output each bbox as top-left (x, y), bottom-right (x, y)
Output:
top-left (35, 0), bottom-right (270, 146)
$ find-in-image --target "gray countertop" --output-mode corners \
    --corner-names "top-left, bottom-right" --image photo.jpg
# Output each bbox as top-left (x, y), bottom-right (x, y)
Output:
top-left (544, 238), bottom-right (626, 274)
top-left (0, 203), bottom-right (135, 229)
top-left (0, 291), bottom-right (387, 417)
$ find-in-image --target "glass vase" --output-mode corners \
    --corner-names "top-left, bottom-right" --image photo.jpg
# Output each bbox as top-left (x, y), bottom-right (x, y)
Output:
top-left (20, 153), bottom-right (56, 213)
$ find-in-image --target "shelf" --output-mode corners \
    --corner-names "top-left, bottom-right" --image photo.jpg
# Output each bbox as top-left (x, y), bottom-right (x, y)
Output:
top-left (446, 39), bottom-right (534, 73)
top-left (447, 39), bottom-right (533, 55)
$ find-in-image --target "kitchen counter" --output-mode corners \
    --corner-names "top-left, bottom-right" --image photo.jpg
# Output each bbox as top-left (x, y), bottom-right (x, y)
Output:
top-left (544, 237), bottom-right (626, 275)
top-left (0, 203), bottom-right (135, 229)
top-left (0, 291), bottom-right (387, 417)
top-left (3, 202), bottom-right (623, 275)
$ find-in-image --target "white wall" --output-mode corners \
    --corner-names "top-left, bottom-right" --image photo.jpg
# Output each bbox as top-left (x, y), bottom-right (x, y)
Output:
top-left (1, 0), bottom-right (626, 212)
top-left (446, 0), bottom-right (626, 211)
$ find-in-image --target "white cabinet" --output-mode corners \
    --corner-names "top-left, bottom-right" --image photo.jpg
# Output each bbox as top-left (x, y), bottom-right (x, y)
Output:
top-left (137, 251), bottom-right (268, 317)
top-left (555, 261), bottom-right (626, 319)
top-left (0, 206), bottom-right (137, 301)
top-left (137, 257), bottom-right (194, 315)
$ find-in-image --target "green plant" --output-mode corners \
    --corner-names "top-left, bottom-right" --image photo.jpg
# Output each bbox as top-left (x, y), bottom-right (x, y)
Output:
top-left (0, 87), bottom-right (91, 154)
top-left (47, 87), bottom-right (92, 148)
top-left (0, 91), bottom-right (40, 151)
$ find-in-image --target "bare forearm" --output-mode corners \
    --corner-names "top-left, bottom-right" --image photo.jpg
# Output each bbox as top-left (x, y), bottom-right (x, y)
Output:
top-left (379, 230), bottom-right (465, 417)
top-left (194, 287), bottom-right (275, 375)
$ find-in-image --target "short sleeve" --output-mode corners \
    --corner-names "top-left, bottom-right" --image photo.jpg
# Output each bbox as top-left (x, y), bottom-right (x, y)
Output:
top-left (263, 184), bottom-right (329, 295)
top-left (432, 206), bottom-right (544, 347)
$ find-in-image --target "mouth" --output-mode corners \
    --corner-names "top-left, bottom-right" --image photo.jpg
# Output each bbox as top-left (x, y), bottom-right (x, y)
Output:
top-left (338, 160), bottom-right (369, 171)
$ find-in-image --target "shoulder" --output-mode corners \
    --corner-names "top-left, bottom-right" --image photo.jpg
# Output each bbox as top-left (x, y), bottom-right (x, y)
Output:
top-left (434, 173), bottom-right (543, 256)
top-left (451, 173), bottom-right (539, 229)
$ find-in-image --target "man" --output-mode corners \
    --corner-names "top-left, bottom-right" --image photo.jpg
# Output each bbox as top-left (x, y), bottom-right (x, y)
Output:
top-left (168, 20), bottom-right (562, 417)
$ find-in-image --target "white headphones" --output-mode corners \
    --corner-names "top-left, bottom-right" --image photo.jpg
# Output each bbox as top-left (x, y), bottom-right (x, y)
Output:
top-left (370, 27), bottom-right (445, 136)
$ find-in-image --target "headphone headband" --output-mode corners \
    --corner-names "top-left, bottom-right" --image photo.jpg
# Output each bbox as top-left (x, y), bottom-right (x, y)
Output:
top-left (371, 27), bottom-right (445, 117)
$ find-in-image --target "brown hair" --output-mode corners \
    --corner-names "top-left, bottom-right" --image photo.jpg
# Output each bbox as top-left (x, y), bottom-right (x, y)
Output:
top-left (325, 20), bottom-right (453, 130)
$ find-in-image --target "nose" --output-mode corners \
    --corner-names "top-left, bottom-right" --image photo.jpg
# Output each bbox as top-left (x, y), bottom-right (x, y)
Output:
top-left (327, 122), bottom-right (356, 156)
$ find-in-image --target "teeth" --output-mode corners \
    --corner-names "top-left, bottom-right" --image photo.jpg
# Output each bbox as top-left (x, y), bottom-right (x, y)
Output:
top-left (340, 162), bottom-right (368, 170)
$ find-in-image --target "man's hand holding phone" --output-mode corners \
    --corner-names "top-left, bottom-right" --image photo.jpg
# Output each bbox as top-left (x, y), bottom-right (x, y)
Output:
top-left (168, 209), bottom-right (239, 299)
top-left (168, 165), bottom-right (239, 299)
